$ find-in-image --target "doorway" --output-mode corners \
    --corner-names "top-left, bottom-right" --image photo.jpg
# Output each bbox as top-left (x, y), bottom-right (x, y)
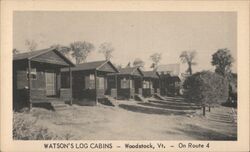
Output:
top-left (45, 70), bottom-right (57, 96)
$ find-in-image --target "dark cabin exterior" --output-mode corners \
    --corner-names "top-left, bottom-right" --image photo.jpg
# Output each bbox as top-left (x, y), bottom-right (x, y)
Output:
top-left (142, 71), bottom-right (160, 97)
top-left (61, 60), bottom-right (119, 105)
top-left (108, 67), bottom-right (144, 100)
top-left (159, 74), bottom-right (181, 96)
top-left (156, 64), bottom-right (181, 96)
top-left (13, 48), bottom-right (74, 110)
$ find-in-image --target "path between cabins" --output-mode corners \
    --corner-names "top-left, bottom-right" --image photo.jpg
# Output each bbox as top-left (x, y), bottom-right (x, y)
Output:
top-left (17, 97), bottom-right (237, 140)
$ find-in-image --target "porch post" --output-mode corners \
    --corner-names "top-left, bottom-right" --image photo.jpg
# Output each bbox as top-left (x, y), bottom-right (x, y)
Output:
top-left (159, 75), bottom-right (161, 95)
top-left (115, 75), bottom-right (118, 99)
top-left (141, 76), bottom-right (143, 95)
top-left (69, 66), bottom-right (72, 105)
top-left (94, 70), bottom-right (98, 105)
top-left (128, 75), bottom-right (131, 99)
top-left (27, 59), bottom-right (32, 110)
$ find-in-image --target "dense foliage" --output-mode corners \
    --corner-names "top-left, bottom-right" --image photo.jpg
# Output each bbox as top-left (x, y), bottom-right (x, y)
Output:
top-left (183, 71), bottom-right (229, 106)
top-left (211, 48), bottom-right (234, 77)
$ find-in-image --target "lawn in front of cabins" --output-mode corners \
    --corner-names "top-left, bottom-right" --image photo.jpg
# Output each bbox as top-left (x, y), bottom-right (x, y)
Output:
top-left (13, 98), bottom-right (237, 140)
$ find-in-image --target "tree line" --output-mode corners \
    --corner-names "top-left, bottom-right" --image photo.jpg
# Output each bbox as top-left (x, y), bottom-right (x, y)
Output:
top-left (13, 39), bottom-right (164, 70)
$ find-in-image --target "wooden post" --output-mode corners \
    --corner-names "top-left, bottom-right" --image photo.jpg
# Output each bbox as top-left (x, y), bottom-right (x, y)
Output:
top-left (94, 70), bottom-right (98, 105)
top-left (128, 75), bottom-right (131, 99)
top-left (69, 66), bottom-right (72, 105)
top-left (27, 60), bottom-right (32, 110)
top-left (203, 106), bottom-right (206, 116)
top-left (115, 75), bottom-right (118, 99)
top-left (141, 76), bottom-right (143, 95)
top-left (158, 75), bottom-right (161, 95)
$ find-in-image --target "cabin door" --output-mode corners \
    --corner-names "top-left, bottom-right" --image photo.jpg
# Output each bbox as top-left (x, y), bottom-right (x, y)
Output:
top-left (45, 71), bottom-right (57, 96)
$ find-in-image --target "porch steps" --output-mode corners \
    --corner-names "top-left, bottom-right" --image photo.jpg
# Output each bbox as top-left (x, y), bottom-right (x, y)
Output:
top-left (154, 93), bottom-right (165, 100)
top-left (134, 94), bottom-right (148, 102)
top-left (98, 96), bottom-right (116, 107)
top-left (50, 101), bottom-right (68, 111)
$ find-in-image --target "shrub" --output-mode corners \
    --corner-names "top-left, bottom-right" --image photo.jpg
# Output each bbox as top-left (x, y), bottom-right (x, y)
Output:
top-left (13, 113), bottom-right (58, 140)
top-left (183, 71), bottom-right (229, 106)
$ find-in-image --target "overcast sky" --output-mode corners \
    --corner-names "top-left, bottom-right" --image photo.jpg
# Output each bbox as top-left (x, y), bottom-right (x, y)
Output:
top-left (13, 11), bottom-right (237, 73)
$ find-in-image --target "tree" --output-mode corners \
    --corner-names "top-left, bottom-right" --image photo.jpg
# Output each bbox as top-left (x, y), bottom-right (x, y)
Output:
top-left (183, 71), bottom-right (229, 116)
top-left (114, 64), bottom-right (122, 71)
top-left (70, 41), bottom-right (94, 64)
top-left (211, 48), bottom-right (234, 77)
top-left (133, 58), bottom-right (145, 68)
top-left (126, 62), bottom-right (131, 68)
top-left (98, 42), bottom-right (114, 60)
top-left (150, 53), bottom-right (162, 69)
top-left (50, 44), bottom-right (70, 55)
top-left (25, 39), bottom-right (37, 51)
top-left (13, 48), bottom-right (19, 54)
top-left (179, 50), bottom-right (197, 75)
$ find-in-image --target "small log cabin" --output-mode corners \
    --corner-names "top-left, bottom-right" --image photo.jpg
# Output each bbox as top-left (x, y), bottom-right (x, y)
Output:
top-left (61, 60), bottom-right (119, 105)
top-left (13, 48), bottom-right (74, 110)
top-left (142, 71), bottom-right (160, 97)
top-left (159, 74), bottom-right (181, 96)
top-left (108, 67), bottom-right (144, 99)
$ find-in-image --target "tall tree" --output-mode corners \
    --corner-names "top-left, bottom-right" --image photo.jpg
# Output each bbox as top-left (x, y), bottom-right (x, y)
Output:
top-left (179, 50), bottom-right (197, 75)
top-left (211, 48), bottom-right (234, 77)
top-left (133, 58), bottom-right (145, 68)
top-left (98, 42), bottom-right (114, 60)
top-left (70, 41), bottom-right (94, 64)
top-left (25, 39), bottom-right (37, 51)
top-left (150, 53), bottom-right (162, 69)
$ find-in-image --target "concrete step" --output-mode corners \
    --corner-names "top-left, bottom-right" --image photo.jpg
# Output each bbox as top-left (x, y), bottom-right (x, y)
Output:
top-left (50, 101), bottom-right (68, 111)
top-left (134, 94), bottom-right (148, 102)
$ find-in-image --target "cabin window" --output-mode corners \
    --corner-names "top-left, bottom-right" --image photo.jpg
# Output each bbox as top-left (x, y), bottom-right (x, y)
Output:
top-left (90, 74), bottom-right (95, 80)
top-left (61, 73), bottom-right (70, 88)
top-left (121, 78), bottom-right (129, 89)
top-left (85, 75), bottom-right (95, 89)
top-left (130, 80), bottom-right (134, 88)
top-left (26, 68), bottom-right (37, 80)
top-left (98, 77), bottom-right (105, 89)
top-left (143, 80), bottom-right (150, 88)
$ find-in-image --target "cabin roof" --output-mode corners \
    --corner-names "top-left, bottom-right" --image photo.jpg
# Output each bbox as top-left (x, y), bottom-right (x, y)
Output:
top-left (117, 67), bottom-right (144, 76)
top-left (62, 60), bottom-right (119, 73)
top-left (13, 47), bottom-right (75, 66)
top-left (143, 71), bottom-right (159, 78)
top-left (163, 75), bottom-right (181, 82)
top-left (156, 64), bottom-right (180, 76)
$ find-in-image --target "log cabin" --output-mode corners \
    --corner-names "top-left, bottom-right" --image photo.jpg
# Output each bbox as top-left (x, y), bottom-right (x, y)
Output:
top-left (108, 67), bottom-right (144, 100)
top-left (142, 71), bottom-right (160, 97)
top-left (156, 64), bottom-right (181, 96)
top-left (61, 60), bottom-right (119, 105)
top-left (159, 74), bottom-right (181, 96)
top-left (13, 48), bottom-right (74, 110)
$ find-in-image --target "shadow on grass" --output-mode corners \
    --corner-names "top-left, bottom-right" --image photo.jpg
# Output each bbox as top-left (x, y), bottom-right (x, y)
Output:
top-left (32, 102), bottom-right (55, 111)
top-left (119, 104), bottom-right (194, 116)
top-left (146, 101), bottom-right (201, 110)
top-left (175, 124), bottom-right (237, 140)
top-left (149, 100), bottom-right (197, 107)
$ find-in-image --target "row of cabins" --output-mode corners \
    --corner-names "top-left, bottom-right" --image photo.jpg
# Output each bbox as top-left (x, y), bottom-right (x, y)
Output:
top-left (13, 48), bottom-right (180, 110)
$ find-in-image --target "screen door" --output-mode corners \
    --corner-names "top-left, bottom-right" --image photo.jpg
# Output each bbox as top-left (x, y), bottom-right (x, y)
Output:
top-left (45, 71), bottom-right (56, 96)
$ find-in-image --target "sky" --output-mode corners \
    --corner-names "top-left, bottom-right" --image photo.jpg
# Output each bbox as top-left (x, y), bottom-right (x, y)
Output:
top-left (13, 11), bottom-right (237, 73)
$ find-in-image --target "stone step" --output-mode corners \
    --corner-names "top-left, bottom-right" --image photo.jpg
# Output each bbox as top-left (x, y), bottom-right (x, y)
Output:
top-left (134, 94), bottom-right (148, 102)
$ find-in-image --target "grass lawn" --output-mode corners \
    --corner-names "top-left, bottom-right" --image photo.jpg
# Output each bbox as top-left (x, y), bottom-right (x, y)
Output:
top-left (13, 98), bottom-right (237, 140)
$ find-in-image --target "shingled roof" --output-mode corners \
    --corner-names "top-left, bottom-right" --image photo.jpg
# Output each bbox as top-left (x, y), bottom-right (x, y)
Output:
top-left (61, 60), bottom-right (119, 72)
top-left (13, 47), bottom-right (74, 66)
top-left (116, 67), bottom-right (144, 76)
top-left (142, 71), bottom-right (159, 78)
